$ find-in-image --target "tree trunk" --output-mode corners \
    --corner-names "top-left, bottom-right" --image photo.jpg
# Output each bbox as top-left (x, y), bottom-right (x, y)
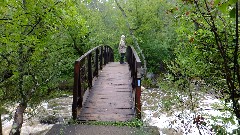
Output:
top-left (10, 2), bottom-right (28, 134)
top-left (9, 103), bottom-right (27, 135)
top-left (0, 113), bottom-right (2, 135)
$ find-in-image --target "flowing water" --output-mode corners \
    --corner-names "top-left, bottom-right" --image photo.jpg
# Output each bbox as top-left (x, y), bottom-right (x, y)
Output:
top-left (1, 89), bottom-right (239, 135)
top-left (2, 95), bottom-right (72, 135)
top-left (141, 88), bottom-right (238, 135)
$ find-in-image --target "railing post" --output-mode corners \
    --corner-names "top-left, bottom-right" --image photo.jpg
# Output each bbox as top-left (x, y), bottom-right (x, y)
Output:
top-left (107, 47), bottom-right (110, 63)
top-left (78, 62), bottom-right (83, 107)
top-left (131, 53), bottom-right (134, 77)
top-left (100, 46), bottom-right (103, 69)
top-left (88, 53), bottom-right (93, 88)
top-left (110, 48), bottom-right (114, 62)
top-left (72, 45), bottom-right (114, 120)
top-left (127, 46), bottom-right (142, 120)
top-left (126, 47), bottom-right (131, 70)
top-left (95, 48), bottom-right (99, 77)
top-left (106, 47), bottom-right (109, 64)
top-left (72, 61), bottom-right (80, 120)
top-left (104, 46), bottom-right (107, 65)
top-left (135, 64), bottom-right (142, 119)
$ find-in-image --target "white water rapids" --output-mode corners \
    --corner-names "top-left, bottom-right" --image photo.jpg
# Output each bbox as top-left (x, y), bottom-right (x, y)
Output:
top-left (142, 88), bottom-right (239, 135)
top-left (1, 88), bottom-right (239, 135)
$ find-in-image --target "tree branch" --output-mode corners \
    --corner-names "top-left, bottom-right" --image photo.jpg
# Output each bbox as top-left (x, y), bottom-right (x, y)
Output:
top-left (25, 1), bottom-right (61, 36)
top-left (0, 18), bottom-right (12, 20)
top-left (114, 0), bottom-right (147, 72)
top-left (193, 0), bottom-right (213, 28)
top-left (191, 19), bottom-right (210, 31)
top-left (26, 17), bottom-right (41, 35)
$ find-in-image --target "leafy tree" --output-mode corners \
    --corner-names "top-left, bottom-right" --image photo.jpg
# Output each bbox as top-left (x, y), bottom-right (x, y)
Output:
top-left (114, 0), bottom-right (178, 72)
top-left (81, 0), bottom-right (128, 56)
top-left (164, 0), bottom-right (240, 130)
top-left (0, 0), bottom-right (88, 134)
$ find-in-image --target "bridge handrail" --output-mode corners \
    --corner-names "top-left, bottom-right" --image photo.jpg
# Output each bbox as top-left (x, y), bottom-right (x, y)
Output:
top-left (126, 46), bottom-right (142, 119)
top-left (72, 45), bottom-right (114, 120)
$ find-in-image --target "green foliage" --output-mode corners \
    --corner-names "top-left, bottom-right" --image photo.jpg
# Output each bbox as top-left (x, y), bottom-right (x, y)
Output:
top-left (211, 124), bottom-right (228, 135)
top-left (117, 0), bottom-right (178, 73)
top-left (81, 0), bottom-right (127, 49)
top-left (69, 118), bottom-right (143, 127)
top-left (142, 78), bottom-right (158, 88)
top-left (1, 0), bottom-right (239, 133)
top-left (160, 0), bottom-right (240, 133)
top-left (0, 2), bottom-right (89, 131)
top-left (142, 79), bottom-right (152, 88)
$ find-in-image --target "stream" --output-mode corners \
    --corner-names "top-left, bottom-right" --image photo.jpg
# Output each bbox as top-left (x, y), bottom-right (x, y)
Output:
top-left (1, 88), bottom-right (239, 135)
top-left (141, 88), bottom-right (238, 134)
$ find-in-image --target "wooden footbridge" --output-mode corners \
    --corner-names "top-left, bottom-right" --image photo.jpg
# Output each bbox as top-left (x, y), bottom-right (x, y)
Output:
top-left (46, 46), bottom-right (160, 135)
top-left (72, 45), bottom-right (142, 122)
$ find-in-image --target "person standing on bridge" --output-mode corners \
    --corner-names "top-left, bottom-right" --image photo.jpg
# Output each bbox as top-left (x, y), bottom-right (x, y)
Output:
top-left (118, 35), bottom-right (127, 64)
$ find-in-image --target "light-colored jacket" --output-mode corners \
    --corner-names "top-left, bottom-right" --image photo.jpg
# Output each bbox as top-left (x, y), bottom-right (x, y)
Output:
top-left (118, 35), bottom-right (126, 53)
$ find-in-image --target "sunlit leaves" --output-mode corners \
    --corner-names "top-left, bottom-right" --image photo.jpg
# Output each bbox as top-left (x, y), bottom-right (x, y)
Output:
top-left (218, 2), bottom-right (229, 13)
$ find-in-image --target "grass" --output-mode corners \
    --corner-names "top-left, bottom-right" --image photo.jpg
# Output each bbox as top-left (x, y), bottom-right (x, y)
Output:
top-left (68, 118), bottom-right (143, 127)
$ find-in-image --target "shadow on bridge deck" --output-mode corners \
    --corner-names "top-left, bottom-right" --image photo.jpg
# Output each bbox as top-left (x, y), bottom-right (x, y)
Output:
top-left (78, 62), bottom-right (134, 122)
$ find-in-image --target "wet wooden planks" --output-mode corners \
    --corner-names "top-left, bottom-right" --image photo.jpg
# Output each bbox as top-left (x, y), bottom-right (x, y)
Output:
top-left (78, 62), bottom-right (134, 122)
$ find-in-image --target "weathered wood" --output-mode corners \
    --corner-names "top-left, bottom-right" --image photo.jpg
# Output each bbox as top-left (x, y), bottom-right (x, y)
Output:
top-left (135, 78), bottom-right (141, 119)
top-left (88, 53), bottom-right (92, 88)
top-left (73, 45), bottom-right (141, 121)
top-left (72, 61), bottom-right (80, 120)
top-left (72, 45), bottom-right (114, 120)
top-left (94, 48), bottom-right (99, 77)
top-left (78, 62), bottom-right (134, 122)
top-left (100, 47), bottom-right (103, 69)
top-left (126, 46), bottom-right (142, 119)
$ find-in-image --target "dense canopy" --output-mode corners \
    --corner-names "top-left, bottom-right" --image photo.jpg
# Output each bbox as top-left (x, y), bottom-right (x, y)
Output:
top-left (0, 0), bottom-right (239, 134)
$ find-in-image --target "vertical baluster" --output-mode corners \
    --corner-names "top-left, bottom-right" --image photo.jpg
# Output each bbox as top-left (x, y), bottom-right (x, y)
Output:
top-left (106, 47), bottom-right (108, 63)
top-left (88, 53), bottom-right (92, 88)
top-left (78, 62), bottom-right (83, 108)
top-left (107, 47), bottom-right (110, 63)
top-left (104, 46), bottom-right (107, 65)
top-left (95, 48), bottom-right (99, 77)
top-left (110, 48), bottom-right (114, 62)
top-left (100, 46), bottom-right (103, 69)
top-left (131, 51), bottom-right (134, 77)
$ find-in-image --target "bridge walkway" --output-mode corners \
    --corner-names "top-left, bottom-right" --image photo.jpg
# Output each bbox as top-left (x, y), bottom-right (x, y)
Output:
top-left (78, 62), bottom-right (134, 121)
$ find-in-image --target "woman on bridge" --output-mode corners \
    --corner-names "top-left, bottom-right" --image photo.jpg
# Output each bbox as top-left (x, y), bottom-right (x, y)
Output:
top-left (118, 35), bottom-right (127, 64)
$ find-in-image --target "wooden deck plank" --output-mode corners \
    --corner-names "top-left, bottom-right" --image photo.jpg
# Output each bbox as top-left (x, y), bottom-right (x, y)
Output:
top-left (78, 62), bottom-right (134, 122)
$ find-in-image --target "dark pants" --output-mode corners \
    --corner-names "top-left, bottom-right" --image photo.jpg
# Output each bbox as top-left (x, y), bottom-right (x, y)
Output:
top-left (120, 53), bottom-right (125, 64)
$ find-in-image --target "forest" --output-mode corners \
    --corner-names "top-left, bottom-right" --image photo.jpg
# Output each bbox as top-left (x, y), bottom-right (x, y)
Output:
top-left (0, 0), bottom-right (239, 134)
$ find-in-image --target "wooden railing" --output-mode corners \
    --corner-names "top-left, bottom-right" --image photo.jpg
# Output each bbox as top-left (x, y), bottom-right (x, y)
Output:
top-left (72, 45), bottom-right (114, 120)
top-left (126, 46), bottom-right (142, 119)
